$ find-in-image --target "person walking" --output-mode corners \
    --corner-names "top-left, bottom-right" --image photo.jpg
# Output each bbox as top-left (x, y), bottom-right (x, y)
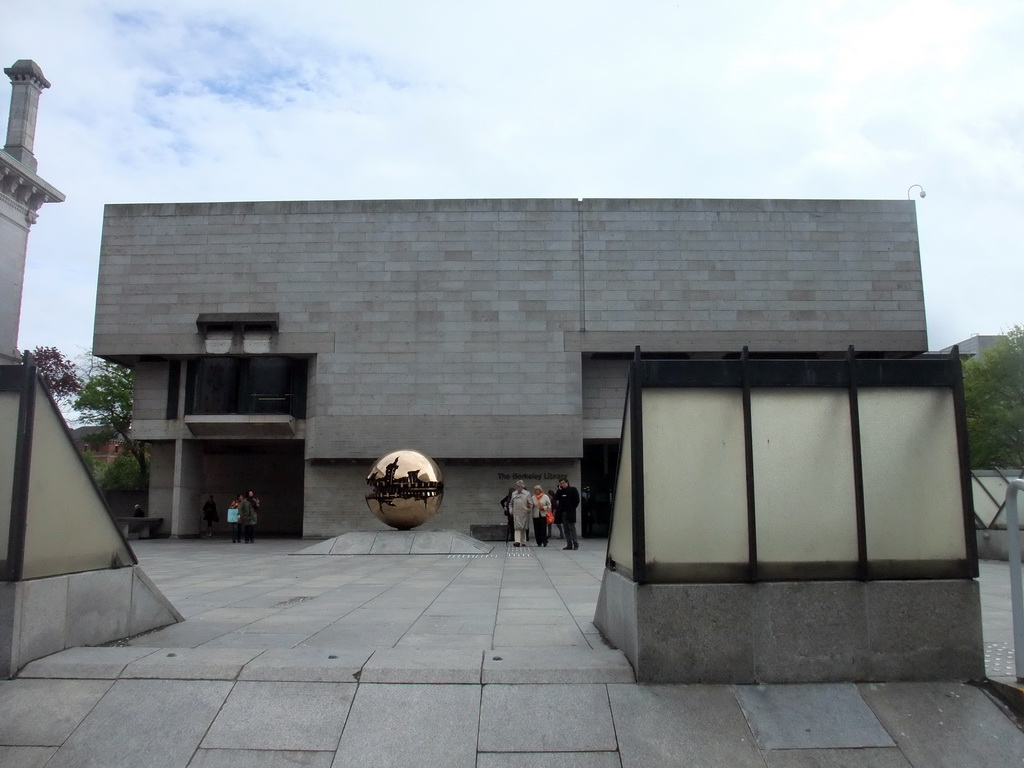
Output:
top-left (531, 485), bottom-right (552, 547)
top-left (555, 477), bottom-right (581, 550)
top-left (227, 495), bottom-right (241, 543)
top-left (508, 480), bottom-right (533, 547)
top-left (202, 495), bottom-right (219, 537)
top-left (238, 490), bottom-right (258, 543)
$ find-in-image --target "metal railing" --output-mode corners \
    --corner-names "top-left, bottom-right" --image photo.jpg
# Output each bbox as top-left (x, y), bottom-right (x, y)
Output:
top-left (1005, 479), bottom-right (1024, 681)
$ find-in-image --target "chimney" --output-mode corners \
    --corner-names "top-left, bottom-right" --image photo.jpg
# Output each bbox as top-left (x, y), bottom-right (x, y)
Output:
top-left (4, 60), bottom-right (51, 173)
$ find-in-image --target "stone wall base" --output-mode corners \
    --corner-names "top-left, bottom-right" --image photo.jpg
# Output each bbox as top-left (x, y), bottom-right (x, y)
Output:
top-left (594, 570), bottom-right (984, 684)
top-left (976, 529), bottom-right (1024, 561)
top-left (0, 566), bottom-right (181, 678)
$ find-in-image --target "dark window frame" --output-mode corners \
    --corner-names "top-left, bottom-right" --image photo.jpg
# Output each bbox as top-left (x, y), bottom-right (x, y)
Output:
top-left (184, 357), bottom-right (307, 418)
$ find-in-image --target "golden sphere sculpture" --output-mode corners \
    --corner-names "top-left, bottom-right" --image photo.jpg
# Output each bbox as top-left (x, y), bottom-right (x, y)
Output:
top-left (365, 449), bottom-right (445, 530)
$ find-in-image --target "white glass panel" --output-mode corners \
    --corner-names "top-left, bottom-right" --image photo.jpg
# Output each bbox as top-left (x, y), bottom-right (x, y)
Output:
top-left (751, 390), bottom-right (858, 564)
top-left (643, 390), bottom-right (748, 566)
top-left (860, 389), bottom-right (966, 561)
top-left (22, 388), bottom-right (134, 579)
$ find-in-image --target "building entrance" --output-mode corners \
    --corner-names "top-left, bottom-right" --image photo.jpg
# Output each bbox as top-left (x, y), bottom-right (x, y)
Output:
top-left (581, 442), bottom-right (619, 537)
top-left (201, 442), bottom-right (305, 536)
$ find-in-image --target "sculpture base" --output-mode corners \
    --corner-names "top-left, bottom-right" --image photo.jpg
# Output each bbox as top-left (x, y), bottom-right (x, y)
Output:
top-left (294, 530), bottom-right (494, 556)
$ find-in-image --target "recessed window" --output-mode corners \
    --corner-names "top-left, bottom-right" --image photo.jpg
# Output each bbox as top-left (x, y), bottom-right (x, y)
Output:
top-left (185, 357), bottom-right (306, 417)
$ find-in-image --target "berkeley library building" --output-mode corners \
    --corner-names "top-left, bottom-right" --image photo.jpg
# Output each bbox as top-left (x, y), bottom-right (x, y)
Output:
top-left (92, 197), bottom-right (927, 538)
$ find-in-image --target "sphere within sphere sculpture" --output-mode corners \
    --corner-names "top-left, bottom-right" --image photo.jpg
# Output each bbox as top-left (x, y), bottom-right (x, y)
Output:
top-left (365, 449), bottom-right (445, 530)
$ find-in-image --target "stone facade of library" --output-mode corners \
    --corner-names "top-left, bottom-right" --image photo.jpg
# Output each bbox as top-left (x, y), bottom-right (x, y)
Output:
top-left (93, 197), bottom-right (927, 538)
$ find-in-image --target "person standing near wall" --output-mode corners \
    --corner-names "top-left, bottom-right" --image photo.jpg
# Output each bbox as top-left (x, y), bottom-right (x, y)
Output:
top-left (555, 477), bottom-right (580, 550)
top-left (508, 480), bottom-right (532, 547)
top-left (202, 495), bottom-right (219, 537)
top-left (238, 490), bottom-right (259, 543)
top-left (548, 487), bottom-right (563, 540)
top-left (531, 485), bottom-right (552, 547)
top-left (227, 495), bottom-right (241, 543)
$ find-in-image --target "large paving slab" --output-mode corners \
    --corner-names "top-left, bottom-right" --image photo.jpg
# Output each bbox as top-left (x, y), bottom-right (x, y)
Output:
top-left (202, 681), bottom-right (355, 751)
top-left (0, 678), bottom-right (114, 746)
top-left (479, 684), bottom-right (617, 753)
top-left (332, 683), bottom-right (480, 768)
top-left (859, 681), bottom-right (1024, 768)
top-left (44, 679), bottom-right (232, 768)
top-left (609, 684), bottom-right (765, 768)
top-left (734, 683), bottom-right (894, 750)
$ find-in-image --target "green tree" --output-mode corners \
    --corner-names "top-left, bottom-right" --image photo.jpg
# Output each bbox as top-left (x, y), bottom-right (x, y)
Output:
top-left (74, 358), bottom-right (149, 484)
top-left (83, 451), bottom-right (148, 491)
top-left (963, 325), bottom-right (1024, 468)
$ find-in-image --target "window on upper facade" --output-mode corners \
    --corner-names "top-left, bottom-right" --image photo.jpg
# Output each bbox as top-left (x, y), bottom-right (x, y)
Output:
top-left (184, 357), bottom-right (307, 417)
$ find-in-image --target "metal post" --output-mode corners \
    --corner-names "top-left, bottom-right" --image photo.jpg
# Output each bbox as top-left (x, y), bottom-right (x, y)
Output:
top-left (1005, 479), bottom-right (1024, 681)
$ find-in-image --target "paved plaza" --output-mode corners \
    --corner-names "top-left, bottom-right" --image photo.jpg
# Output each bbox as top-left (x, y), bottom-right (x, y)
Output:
top-left (1, 536), bottom-right (1022, 767)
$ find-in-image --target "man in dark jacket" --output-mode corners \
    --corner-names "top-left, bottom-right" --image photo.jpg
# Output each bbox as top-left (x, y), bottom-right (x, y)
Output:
top-left (554, 477), bottom-right (581, 550)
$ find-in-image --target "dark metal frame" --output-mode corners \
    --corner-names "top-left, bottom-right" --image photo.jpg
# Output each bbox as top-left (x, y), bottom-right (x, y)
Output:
top-left (607, 347), bottom-right (979, 584)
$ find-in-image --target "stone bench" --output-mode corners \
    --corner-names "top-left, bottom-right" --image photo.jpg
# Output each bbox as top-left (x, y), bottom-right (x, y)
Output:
top-left (115, 516), bottom-right (164, 540)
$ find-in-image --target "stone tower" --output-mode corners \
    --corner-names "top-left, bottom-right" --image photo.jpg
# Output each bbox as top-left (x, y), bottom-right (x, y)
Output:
top-left (0, 60), bottom-right (64, 363)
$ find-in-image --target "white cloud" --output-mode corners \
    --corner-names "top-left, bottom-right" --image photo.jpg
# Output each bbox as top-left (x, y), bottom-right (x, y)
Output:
top-left (6, 0), bottom-right (1024, 356)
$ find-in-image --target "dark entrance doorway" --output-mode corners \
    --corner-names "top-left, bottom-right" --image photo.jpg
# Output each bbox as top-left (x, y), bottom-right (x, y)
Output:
top-left (201, 441), bottom-right (305, 536)
top-left (581, 442), bottom-right (619, 537)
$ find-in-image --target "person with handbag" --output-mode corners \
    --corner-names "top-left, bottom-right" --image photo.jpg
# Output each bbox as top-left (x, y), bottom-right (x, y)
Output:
top-left (531, 484), bottom-right (552, 547)
top-left (227, 495), bottom-right (241, 543)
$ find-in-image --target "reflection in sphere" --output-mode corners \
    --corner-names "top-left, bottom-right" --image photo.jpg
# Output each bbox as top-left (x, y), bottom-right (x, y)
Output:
top-left (365, 449), bottom-right (445, 530)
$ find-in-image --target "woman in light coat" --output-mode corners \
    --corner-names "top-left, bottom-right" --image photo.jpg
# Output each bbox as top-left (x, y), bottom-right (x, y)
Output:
top-left (508, 480), bottom-right (533, 547)
top-left (531, 485), bottom-right (552, 547)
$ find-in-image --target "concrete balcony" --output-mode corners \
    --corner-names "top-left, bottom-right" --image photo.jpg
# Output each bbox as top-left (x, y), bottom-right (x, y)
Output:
top-left (184, 414), bottom-right (299, 438)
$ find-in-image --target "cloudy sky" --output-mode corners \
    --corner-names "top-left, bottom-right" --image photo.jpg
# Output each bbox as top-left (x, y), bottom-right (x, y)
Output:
top-left (4, 0), bottom-right (1022, 357)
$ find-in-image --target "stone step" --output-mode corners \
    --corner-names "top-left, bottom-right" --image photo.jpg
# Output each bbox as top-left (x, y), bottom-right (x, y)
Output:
top-left (17, 646), bottom-right (635, 685)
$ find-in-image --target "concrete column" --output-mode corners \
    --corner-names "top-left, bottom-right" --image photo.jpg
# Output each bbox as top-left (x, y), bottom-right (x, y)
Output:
top-left (3, 60), bottom-right (50, 173)
top-left (171, 440), bottom-right (203, 537)
top-left (147, 443), bottom-right (175, 527)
